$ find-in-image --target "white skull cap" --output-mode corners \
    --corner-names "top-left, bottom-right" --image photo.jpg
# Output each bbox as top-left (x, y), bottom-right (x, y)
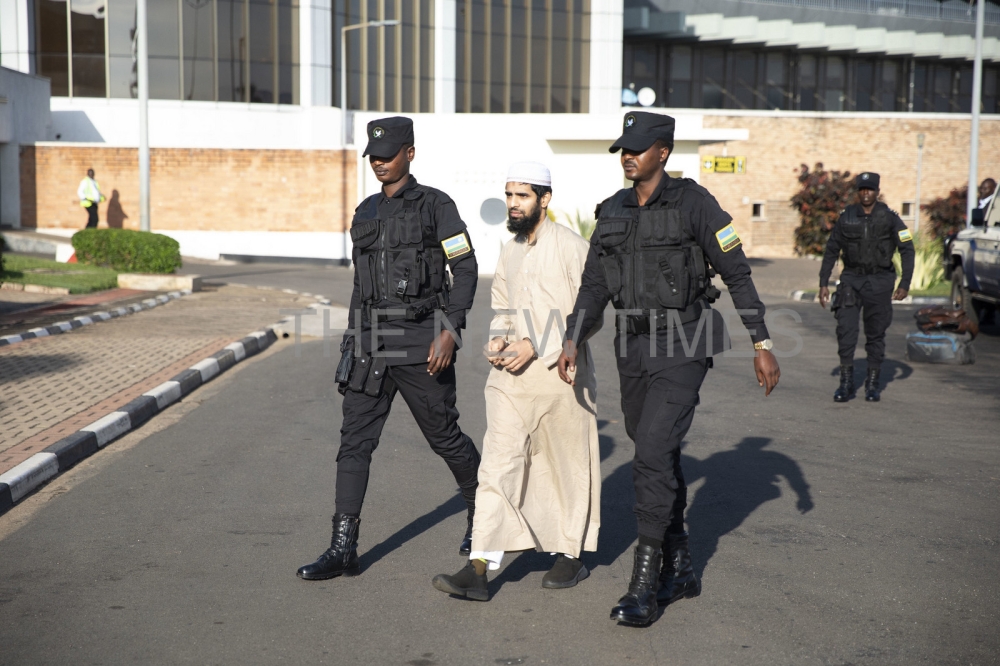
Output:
top-left (506, 161), bottom-right (552, 187)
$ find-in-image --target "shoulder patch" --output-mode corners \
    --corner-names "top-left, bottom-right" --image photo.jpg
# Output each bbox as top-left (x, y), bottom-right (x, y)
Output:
top-left (442, 232), bottom-right (472, 260)
top-left (715, 223), bottom-right (742, 253)
top-left (898, 229), bottom-right (913, 242)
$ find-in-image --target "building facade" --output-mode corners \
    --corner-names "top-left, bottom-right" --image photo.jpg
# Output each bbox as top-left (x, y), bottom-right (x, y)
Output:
top-left (1, 0), bottom-right (999, 266)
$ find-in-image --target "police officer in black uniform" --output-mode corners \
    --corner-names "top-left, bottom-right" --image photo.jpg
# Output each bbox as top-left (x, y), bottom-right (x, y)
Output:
top-left (297, 117), bottom-right (482, 581)
top-left (557, 112), bottom-right (780, 626)
top-left (819, 172), bottom-right (914, 403)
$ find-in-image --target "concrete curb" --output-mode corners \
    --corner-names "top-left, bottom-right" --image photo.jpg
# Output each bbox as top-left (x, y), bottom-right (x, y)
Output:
top-left (0, 326), bottom-right (279, 516)
top-left (789, 290), bottom-right (949, 306)
top-left (0, 290), bottom-right (193, 348)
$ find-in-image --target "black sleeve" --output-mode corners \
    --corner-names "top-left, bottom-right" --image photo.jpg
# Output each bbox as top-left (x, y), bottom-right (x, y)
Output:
top-left (565, 234), bottom-right (612, 345)
top-left (892, 214), bottom-right (915, 291)
top-left (819, 214), bottom-right (844, 288)
top-left (692, 192), bottom-right (770, 343)
top-left (434, 197), bottom-right (478, 331)
top-left (343, 247), bottom-right (362, 348)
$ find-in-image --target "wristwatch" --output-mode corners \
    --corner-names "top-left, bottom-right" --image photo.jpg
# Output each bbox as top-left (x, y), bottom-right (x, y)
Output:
top-left (753, 339), bottom-right (773, 351)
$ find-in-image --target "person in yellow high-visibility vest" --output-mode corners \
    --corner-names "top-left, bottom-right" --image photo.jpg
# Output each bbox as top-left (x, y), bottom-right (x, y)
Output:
top-left (77, 169), bottom-right (105, 228)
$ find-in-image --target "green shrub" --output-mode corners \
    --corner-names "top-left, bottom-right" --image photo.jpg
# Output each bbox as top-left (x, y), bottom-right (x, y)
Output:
top-left (0, 232), bottom-right (6, 274)
top-left (893, 233), bottom-right (945, 292)
top-left (72, 228), bottom-right (181, 274)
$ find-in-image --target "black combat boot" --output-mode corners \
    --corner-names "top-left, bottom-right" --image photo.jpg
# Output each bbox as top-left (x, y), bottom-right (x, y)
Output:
top-left (431, 561), bottom-right (489, 601)
top-left (542, 554), bottom-right (590, 589)
top-left (296, 514), bottom-right (361, 580)
top-left (657, 532), bottom-right (701, 606)
top-left (610, 545), bottom-right (662, 626)
top-left (865, 367), bottom-right (882, 402)
top-left (833, 364), bottom-right (854, 402)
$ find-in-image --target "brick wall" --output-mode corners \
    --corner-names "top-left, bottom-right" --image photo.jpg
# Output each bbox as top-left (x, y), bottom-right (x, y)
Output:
top-left (698, 115), bottom-right (1000, 257)
top-left (20, 146), bottom-right (357, 233)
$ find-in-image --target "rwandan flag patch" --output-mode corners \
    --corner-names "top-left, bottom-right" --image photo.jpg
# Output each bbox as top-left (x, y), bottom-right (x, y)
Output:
top-left (442, 233), bottom-right (472, 259)
top-left (898, 229), bottom-right (913, 242)
top-left (715, 224), bottom-right (742, 253)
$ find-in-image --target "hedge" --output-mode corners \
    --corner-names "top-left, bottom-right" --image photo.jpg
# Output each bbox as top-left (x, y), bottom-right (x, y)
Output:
top-left (72, 229), bottom-right (181, 274)
top-left (0, 232), bottom-right (6, 274)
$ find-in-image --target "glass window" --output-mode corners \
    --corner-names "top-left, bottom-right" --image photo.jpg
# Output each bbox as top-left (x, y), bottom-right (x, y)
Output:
top-left (668, 46), bottom-right (691, 107)
top-left (572, 0), bottom-right (589, 113)
top-left (701, 49), bottom-right (724, 109)
top-left (148, 0), bottom-right (180, 99)
top-left (249, 0), bottom-right (274, 103)
top-left (217, 0), bottom-right (246, 102)
top-left (35, 0), bottom-right (70, 96)
top-left (419, 0), bottom-right (433, 112)
top-left (728, 51), bottom-right (755, 110)
top-left (108, 0), bottom-right (137, 98)
top-left (933, 66), bottom-right (952, 112)
top-left (71, 0), bottom-right (107, 97)
top-left (550, 0), bottom-right (569, 112)
top-left (957, 65), bottom-right (973, 113)
top-left (797, 55), bottom-right (816, 111)
top-left (912, 62), bottom-right (928, 112)
top-left (529, 0), bottom-right (548, 113)
top-left (183, 0), bottom-right (215, 101)
top-left (824, 57), bottom-right (845, 111)
top-left (879, 60), bottom-right (898, 111)
top-left (510, 0), bottom-right (529, 114)
top-left (983, 68), bottom-right (998, 114)
top-left (765, 52), bottom-right (786, 110)
top-left (854, 60), bottom-right (873, 112)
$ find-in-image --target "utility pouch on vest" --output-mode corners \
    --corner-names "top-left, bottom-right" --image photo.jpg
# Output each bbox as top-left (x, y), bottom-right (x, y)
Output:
top-left (391, 248), bottom-right (423, 298)
top-left (595, 218), bottom-right (631, 296)
top-left (348, 355), bottom-right (371, 393)
top-left (831, 284), bottom-right (857, 312)
top-left (637, 209), bottom-right (690, 310)
top-left (363, 356), bottom-right (389, 397)
top-left (351, 219), bottom-right (380, 302)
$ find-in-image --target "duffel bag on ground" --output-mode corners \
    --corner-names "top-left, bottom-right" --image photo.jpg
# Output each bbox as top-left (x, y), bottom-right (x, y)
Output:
top-left (905, 330), bottom-right (975, 365)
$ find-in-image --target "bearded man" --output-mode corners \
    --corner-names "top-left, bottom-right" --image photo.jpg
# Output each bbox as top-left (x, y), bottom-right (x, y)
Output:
top-left (430, 162), bottom-right (601, 601)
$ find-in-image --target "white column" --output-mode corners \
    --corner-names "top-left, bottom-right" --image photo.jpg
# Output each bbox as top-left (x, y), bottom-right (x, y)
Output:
top-left (588, 0), bottom-right (623, 114)
top-left (0, 143), bottom-right (21, 228)
top-left (309, 0), bottom-right (333, 107)
top-left (434, 0), bottom-right (456, 113)
top-left (0, 0), bottom-right (33, 73)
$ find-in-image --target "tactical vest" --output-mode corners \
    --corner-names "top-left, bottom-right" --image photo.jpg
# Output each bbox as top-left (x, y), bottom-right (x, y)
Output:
top-left (349, 186), bottom-right (448, 321)
top-left (839, 204), bottom-right (895, 274)
top-left (593, 183), bottom-right (720, 332)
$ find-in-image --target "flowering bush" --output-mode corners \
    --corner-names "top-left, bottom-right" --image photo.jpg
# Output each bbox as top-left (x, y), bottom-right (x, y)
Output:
top-left (922, 186), bottom-right (967, 240)
top-left (790, 163), bottom-right (857, 256)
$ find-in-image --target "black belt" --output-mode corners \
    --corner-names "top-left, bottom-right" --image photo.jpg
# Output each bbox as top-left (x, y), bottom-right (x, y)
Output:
top-left (616, 302), bottom-right (705, 334)
top-left (368, 293), bottom-right (444, 322)
top-left (844, 266), bottom-right (893, 276)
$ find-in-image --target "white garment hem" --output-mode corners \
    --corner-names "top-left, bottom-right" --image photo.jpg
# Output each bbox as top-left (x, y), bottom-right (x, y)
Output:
top-left (469, 550), bottom-right (504, 570)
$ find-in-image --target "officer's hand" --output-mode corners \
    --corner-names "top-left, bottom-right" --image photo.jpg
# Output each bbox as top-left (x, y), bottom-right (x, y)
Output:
top-left (498, 339), bottom-right (535, 373)
top-left (484, 336), bottom-right (507, 367)
top-left (557, 340), bottom-right (578, 386)
top-left (754, 349), bottom-right (780, 396)
top-left (427, 331), bottom-right (457, 375)
top-left (818, 287), bottom-right (830, 309)
top-left (892, 287), bottom-right (908, 301)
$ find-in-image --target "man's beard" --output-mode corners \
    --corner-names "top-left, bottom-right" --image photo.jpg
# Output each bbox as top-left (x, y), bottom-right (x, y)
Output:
top-left (507, 205), bottom-right (542, 242)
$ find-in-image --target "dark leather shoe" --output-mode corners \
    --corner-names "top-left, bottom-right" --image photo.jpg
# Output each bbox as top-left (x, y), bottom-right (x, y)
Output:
top-left (432, 562), bottom-right (489, 601)
top-left (610, 545), bottom-right (662, 626)
top-left (865, 367), bottom-right (881, 402)
top-left (296, 514), bottom-right (361, 580)
top-left (657, 532), bottom-right (701, 606)
top-left (834, 364), bottom-right (854, 402)
top-left (542, 554), bottom-right (589, 589)
top-left (459, 510), bottom-right (473, 556)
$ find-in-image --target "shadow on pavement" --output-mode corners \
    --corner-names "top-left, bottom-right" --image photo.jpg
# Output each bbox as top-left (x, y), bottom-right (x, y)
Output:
top-left (684, 437), bottom-right (814, 577)
top-left (0, 353), bottom-right (81, 382)
top-left (359, 493), bottom-right (466, 571)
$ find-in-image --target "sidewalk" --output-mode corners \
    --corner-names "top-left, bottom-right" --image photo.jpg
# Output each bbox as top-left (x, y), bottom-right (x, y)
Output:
top-left (0, 284), bottom-right (314, 480)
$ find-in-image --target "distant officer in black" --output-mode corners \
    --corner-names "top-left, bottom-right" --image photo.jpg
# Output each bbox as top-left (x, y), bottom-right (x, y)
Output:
top-left (819, 172), bottom-right (914, 403)
top-left (557, 111), bottom-right (781, 626)
top-left (297, 117), bottom-right (482, 581)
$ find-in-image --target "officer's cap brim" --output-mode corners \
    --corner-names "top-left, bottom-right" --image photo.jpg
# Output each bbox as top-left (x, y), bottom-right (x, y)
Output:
top-left (363, 140), bottom-right (406, 159)
top-left (609, 134), bottom-right (660, 154)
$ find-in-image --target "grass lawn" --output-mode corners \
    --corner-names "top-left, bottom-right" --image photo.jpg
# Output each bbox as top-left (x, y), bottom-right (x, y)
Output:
top-left (909, 282), bottom-right (950, 297)
top-left (0, 255), bottom-right (118, 294)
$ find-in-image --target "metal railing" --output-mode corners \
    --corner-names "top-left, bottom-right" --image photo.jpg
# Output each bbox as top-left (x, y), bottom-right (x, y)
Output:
top-left (737, 0), bottom-right (1000, 25)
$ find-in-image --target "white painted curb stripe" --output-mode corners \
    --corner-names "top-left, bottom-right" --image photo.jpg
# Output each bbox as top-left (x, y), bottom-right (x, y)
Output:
top-left (191, 358), bottom-right (221, 382)
top-left (2, 335), bottom-right (22, 344)
top-left (224, 342), bottom-right (247, 362)
top-left (75, 316), bottom-right (93, 325)
top-left (143, 381), bottom-right (183, 411)
top-left (28, 327), bottom-right (50, 337)
top-left (55, 322), bottom-right (73, 332)
top-left (0, 453), bottom-right (59, 502)
top-left (82, 412), bottom-right (132, 447)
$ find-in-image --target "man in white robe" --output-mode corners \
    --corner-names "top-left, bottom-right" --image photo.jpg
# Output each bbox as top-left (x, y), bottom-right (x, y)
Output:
top-left (431, 162), bottom-right (601, 601)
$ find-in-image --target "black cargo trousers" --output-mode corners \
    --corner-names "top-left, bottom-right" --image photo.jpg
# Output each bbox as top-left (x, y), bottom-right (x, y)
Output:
top-left (618, 350), bottom-right (711, 541)
top-left (835, 271), bottom-right (895, 370)
top-left (335, 361), bottom-right (481, 516)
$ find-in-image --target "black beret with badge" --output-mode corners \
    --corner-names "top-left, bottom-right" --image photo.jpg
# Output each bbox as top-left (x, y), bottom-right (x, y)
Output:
top-left (609, 111), bottom-right (676, 154)
top-left (363, 116), bottom-right (414, 159)
top-left (855, 172), bottom-right (880, 190)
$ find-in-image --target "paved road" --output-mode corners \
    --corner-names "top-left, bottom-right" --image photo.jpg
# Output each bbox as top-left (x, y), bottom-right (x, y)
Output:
top-left (1, 260), bottom-right (997, 665)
